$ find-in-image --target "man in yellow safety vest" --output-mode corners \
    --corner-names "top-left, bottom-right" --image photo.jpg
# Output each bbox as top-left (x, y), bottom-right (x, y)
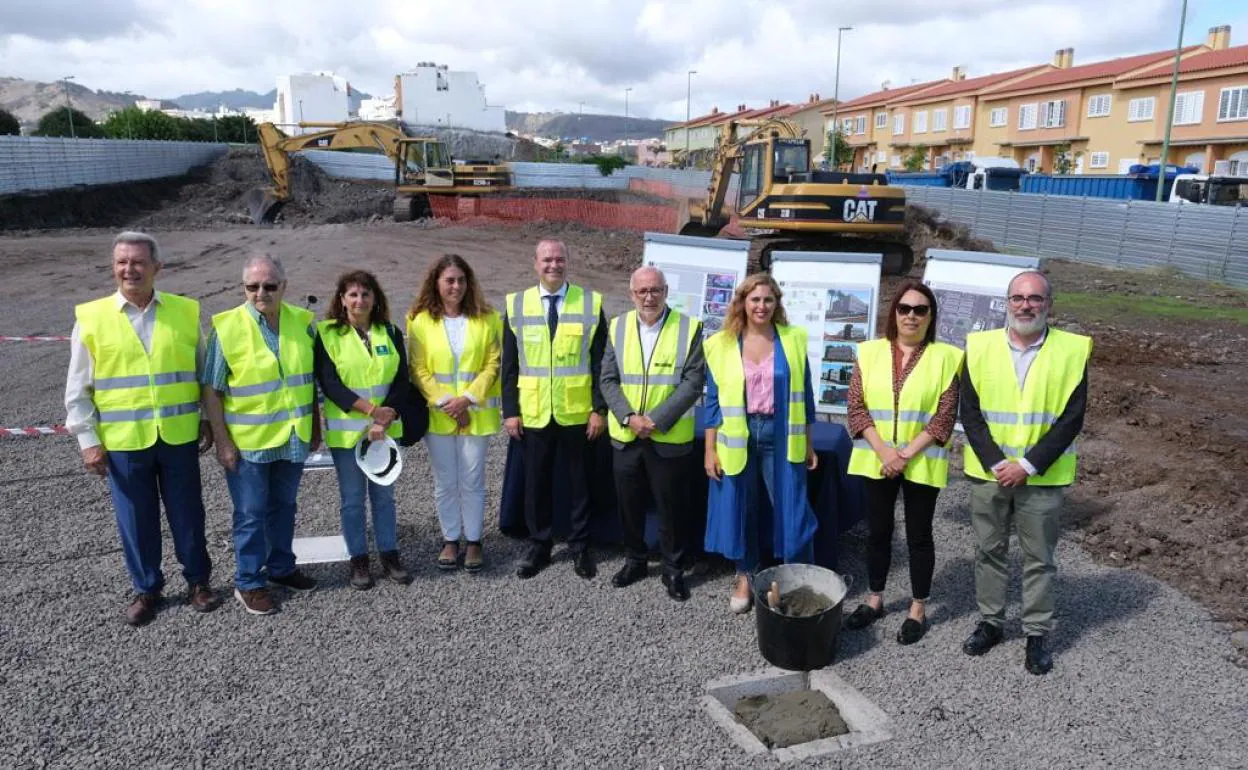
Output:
top-left (501, 239), bottom-right (608, 580)
top-left (201, 254), bottom-right (321, 616)
top-left (600, 266), bottom-right (705, 601)
top-left (959, 270), bottom-right (1091, 676)
top-left (65, 231), bottom-right (219, 626)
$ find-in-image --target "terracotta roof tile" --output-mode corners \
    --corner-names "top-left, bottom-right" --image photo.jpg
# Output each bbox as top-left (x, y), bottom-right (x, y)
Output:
top-left (1120, 43), bottom-right (1248, 81)
top-left (831, 79), bottom-right (946, 111)
top-left (892, 65), bottom-right (1050, 103)
top-left (993, 46), bottom-right (1203, 95)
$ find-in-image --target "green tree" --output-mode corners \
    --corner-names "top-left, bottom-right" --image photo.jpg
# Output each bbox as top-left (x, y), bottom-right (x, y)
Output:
top-left (903, 146), bottom-right (929, 172)
top-left (101, 107), bottom-right (183, 140)
top-left (1052, 142), bottom-right (1082, 175)
top-left (216, 114), bottom-right (258, 144)
top-left (822, 128), bottom-right (855, 168)
top-left (0, 109), bottom-right (20, 136)
top-left (33, 108), bottom-right (104, 138)
top-left (581, 154), bottom-right (628, 176)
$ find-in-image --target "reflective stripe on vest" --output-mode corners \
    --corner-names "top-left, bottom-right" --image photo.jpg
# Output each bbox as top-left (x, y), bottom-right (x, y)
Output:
top-left (212, 302), bottom-right (315, 452)
top-left (962, 327), bottom-right (1091, 486)
top-left (505, 285), bottom-right (601, 428)
top-left (74, 292), bottom-right (201, 451)
top-left (703, 324), bottom-right (808, 476)
top-left (605, 309), bottom-right (697, 445)
top-left (408, 310), bottom-right (503, 436)
top-left (847, 339), bottom-right (963, 488)
top-left (317, 321), bottom-right (402, 449)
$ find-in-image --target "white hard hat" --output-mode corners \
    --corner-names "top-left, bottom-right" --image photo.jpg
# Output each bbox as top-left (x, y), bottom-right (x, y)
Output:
top-left (354, 435), bottom-right (403, 486)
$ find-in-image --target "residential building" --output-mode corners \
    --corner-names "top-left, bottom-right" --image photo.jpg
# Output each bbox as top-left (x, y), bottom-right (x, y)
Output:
top-left (785, 94), bottom-right (837, 160)
top-left (823, 78), bottom-right (946, 171)
top-left (359, 95), bottom-right (397, 122)
top-left (394, 63), bottom-right (506, 133)
top-left (275, 73), bottom-right (352, 134)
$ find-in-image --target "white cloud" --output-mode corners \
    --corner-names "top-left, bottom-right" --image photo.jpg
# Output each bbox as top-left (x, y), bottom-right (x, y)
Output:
top-left (0, 0), bottom-right (1237, 120)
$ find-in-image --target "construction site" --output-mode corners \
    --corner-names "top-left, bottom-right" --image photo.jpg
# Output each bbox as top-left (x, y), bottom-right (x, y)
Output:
top-left (0, 139), bottom-right (1245, 767)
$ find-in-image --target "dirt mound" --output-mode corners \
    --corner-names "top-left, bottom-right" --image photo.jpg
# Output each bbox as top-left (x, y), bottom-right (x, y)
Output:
top-left (0, 176), bottom-right (203, 231)
top-left (905, 203), bottom-right (996, 266)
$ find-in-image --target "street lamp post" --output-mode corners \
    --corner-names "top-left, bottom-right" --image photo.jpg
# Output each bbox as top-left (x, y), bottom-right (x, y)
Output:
top-left (1155, 0), bottom-right (1189, 202)
top-left (685, 70), bottom-right (697, 169)
top-left (624, 87), bottom-right (632, 158)
top-left (63, 75), bottom-right (76, 139)
top-left (830, 26), bottom-right (852, 169)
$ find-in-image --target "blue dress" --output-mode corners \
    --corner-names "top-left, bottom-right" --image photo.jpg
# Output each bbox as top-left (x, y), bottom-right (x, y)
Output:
top-left (703, 334), bottom-right (818, 568)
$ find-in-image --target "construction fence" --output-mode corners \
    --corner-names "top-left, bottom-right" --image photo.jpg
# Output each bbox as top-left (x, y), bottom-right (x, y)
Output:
top-left (0, 136), bottom-right (226, 195)
top-left (902, 186), bottom-right (1248, 287)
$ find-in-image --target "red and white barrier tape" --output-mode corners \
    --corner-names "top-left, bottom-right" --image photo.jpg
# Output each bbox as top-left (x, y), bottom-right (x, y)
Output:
top-left (0, 336), bottom-right (71, 342)
top-left (0, 426), bottom-right (70, 438)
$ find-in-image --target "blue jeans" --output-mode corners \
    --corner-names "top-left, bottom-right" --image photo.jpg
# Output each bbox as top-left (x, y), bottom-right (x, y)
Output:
top-left (330, 448), bottom-right (398, 557)
top-left (106, 439), bottom-right (211, 594)
top-left (735, 414), bottom-right (777, 574)
top-left (225, 458), bottom-right (303, 590)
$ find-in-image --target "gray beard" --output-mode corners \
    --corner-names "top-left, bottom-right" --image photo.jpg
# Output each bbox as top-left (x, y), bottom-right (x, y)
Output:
top-left (1007, 310), bottom-right (1048, 336)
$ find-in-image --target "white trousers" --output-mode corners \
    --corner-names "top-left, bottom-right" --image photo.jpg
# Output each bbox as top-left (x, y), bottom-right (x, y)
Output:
top-left (424, 433), bottom-right (489, 542)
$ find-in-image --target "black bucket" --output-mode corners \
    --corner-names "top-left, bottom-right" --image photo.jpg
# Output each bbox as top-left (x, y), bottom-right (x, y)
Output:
top-left (753, 564), bottom-right (850, 671)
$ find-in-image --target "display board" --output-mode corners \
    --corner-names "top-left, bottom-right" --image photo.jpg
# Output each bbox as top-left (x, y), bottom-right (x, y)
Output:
top-left (642, 232), bottom-right (750, 334)
top-left (922, 249), bottom-right (1041, 348)
top-left (771, 251), bottom-right (882, 415)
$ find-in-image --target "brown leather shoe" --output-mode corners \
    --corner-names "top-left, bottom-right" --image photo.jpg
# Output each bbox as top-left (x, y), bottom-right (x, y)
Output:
top-left (234, 587), bottom-right (277, 615)
top-left (380, 550), bottom-right (413, 585)
top-left (124, 593), bottom-right (160, 626)
top-left (188, 583), bottom-right (221, 613)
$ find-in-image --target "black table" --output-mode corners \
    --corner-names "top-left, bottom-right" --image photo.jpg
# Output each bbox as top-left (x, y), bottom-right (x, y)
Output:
top-left (497, 408), bottom-right (865, 569)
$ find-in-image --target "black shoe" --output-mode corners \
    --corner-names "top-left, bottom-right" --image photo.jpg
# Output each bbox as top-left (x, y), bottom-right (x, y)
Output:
top-left (349, 555), bottom-right (374, 591)
top-left (572, 549), bottom-right (597, 580)
top-left (661, 572), bottom-right (690, 602)
top-left (269, 570), bottom-right (318, 592)
top-left (1025, 635), bottom-right (1053, 675)
top-left (896, 617), bottom-right (928, 645)
top-left (962, 621), bottom-right (1004, 656)
top-left (612, 561), bottom-right (648, 588)
top-left (516, 545), bottom-right (551, 580)
top-left (843, 603), bottom-right (884, 630)
top-left (379, 551), bottom-right (413, 585)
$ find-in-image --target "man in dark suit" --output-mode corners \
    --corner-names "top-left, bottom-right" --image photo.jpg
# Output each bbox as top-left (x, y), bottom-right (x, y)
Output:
top-left (501, 239), bottom-right (608, 580)
top-left (600, 266), bottom-right (705, 600)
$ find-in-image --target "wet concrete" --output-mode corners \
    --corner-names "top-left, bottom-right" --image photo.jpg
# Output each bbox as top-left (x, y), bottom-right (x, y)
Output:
top-left (732, 689), bottom-right (849, 749)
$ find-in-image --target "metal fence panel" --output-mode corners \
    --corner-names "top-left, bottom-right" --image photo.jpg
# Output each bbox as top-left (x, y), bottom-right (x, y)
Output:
top-left (0, 136), bottom-right (225, 194)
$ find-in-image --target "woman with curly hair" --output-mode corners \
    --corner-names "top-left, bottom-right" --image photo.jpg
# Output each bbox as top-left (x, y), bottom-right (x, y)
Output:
top-left (407, 254), bottom-right (502, 573)
top-left (703, 273), bottom-right (818, 615)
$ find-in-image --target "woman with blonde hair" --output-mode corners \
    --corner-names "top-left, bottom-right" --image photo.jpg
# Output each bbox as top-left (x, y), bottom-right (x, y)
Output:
top-left (408, 254), bottom-right (501, 572)
top-left (703, 273), bottom-right (818, 614)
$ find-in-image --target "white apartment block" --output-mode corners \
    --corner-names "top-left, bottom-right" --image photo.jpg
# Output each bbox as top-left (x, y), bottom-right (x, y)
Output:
top-left (394, 63), bottom-right (506, 133)
top-left (275, 73), bottom-right (352, 134)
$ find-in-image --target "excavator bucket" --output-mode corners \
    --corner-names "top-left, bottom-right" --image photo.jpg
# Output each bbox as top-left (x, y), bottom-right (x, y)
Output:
top-left (675, 197), bottom-right (724, 238)
top-left (245, 187), bottom-right (286, 226)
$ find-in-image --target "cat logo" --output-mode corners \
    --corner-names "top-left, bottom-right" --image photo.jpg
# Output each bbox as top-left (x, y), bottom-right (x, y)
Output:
top-left (843, 199), bottom-right (878, 222)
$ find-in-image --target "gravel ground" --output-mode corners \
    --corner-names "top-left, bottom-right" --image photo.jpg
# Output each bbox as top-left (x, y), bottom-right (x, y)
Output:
top-left (1, 226), bottom-right (1245, 768)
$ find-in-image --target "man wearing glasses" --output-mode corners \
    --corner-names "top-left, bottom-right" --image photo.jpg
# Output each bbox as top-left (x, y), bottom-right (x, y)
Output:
top-left (600, 267), bottom-right (705, 601)
top-left (959, 270), bottom-right (1091, 675)
top-left (201, 254), bottom-right (320, 616)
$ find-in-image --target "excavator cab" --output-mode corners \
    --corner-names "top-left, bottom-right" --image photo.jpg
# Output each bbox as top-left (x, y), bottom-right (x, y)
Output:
top-left (397, 139), bottom-right (454, 188)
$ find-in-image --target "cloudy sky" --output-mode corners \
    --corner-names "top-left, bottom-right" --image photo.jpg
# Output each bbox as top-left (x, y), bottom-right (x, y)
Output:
top-left (1, 0), bottom-right (1244, 120)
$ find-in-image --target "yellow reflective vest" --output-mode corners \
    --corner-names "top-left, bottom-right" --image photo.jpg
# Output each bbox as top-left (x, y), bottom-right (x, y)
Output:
top-left (211, 303), bottom-right (316, 452)
top-left (505, 285), bottom-right (602, 428)
top-left (847, 339), bottom-right (964, 488)
top-left (703, 324), bottom-right (808, 476)
top-left (606, 309), bottom-right (698, 445)
top-left (317, 320), bottom-right (403, 449)
top-left (963, 327), bottom-right (1092, 486)
top-left (75, 292), bottom-right (201, 451)
top-left (407, 310), bottom-right (502, 436)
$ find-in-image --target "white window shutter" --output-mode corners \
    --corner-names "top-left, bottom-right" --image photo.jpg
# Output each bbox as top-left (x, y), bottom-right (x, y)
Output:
top-left (1058, 100), bottom-right (1067, 127)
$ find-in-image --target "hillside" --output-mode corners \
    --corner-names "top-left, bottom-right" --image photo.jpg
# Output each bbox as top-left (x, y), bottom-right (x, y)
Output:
top-left (0, 78), bottom-right (140, 126)
top-left (506, 110), bottom-right (672, 142)
top-left (171, 88), bottom-right (372, 113)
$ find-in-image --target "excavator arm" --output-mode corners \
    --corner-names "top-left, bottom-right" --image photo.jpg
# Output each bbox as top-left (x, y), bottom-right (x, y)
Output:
top-left (684, 118), bottom-right (806, 234)
top-left (247, 121), bottom-right (409, 224)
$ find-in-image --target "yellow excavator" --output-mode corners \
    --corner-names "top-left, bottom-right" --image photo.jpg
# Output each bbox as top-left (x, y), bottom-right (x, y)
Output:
top-left (247, 121), bottom-right (513, 224)
top-left (679, 118), bottom-right (912, 274)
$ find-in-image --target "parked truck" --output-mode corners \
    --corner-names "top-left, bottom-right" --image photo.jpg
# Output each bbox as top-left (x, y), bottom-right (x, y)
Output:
top-left (1169, 173), bottom-right (1248, 206)
top-left (888, 157), bottom-right (1026, 191)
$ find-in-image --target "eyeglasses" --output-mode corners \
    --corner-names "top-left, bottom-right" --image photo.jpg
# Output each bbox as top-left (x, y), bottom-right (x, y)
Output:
top-left (632, 288), bottom-right (666, 297)
top-left (244, 282), bottom-right (281, 293)
top-left (1007, 294), bottom-right (1047, 306)
top-left (896, 303), bottom-right (930, 317)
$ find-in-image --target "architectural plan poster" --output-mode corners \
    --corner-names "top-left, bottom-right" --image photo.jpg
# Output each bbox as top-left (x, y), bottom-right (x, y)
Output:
top-left (641, 232), bottom-right (749, 333)
top-left (922, 249), bottom-right (1041, 349)
top-left (771, 251), bottom-right (882, 415)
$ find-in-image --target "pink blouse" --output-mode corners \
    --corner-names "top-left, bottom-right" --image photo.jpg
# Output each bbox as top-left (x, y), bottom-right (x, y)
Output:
top-left (744, 350), bottom-right (775, 415)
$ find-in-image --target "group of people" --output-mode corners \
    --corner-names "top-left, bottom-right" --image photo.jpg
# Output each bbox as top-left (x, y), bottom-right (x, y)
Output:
top-left (68, 230), bottom-right (1088, 676)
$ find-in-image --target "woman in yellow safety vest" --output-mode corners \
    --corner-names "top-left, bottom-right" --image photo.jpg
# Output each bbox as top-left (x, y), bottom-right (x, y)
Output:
top-left (844, 280), bottom-right (962, 645)
top-left (314, 270), bottom-right (414, 591)
top-left (703, 274), bottom-right (818, 615)
top-left (407, 254), bottom-right (501, 573)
